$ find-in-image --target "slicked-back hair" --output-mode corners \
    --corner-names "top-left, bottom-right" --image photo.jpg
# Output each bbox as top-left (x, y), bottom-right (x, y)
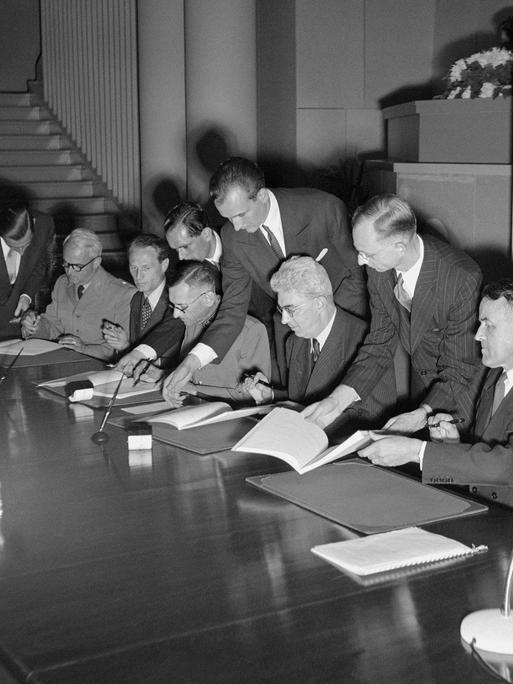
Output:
top-left (482, 279), bottom-right (513, 304)
top-left (163, 202), bottom-right (207, 238)
top-left (0, 205), bottom-right (31, 239)
top-left (128, 234), bottom-right (170, 263)
top-left (352, 194), bottom-right (417, 238)
top-left (209, 157), bottom-right (265, 203)
top-left (63, 228), bottom-right (102, 258)
top-left (168, 259), bottom-right (221, 295)
top-left (270, 256), bottom-right (333, 298)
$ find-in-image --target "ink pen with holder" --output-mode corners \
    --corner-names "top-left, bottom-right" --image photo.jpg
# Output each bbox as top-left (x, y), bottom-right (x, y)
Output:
top-left (428, 417), bottom-right (465, 429)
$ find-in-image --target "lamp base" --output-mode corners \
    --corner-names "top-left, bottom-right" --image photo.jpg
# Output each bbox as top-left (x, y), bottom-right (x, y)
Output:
top-left (461, 609), bottom-right (513, 655)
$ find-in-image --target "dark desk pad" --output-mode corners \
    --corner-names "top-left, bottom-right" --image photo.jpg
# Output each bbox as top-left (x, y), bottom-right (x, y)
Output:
top-left (0, 347), bottom-right (87, 368)
top-left (246, 459), bottom-right (488, 534)
top-left (37, 374), bottom-right (163, 408)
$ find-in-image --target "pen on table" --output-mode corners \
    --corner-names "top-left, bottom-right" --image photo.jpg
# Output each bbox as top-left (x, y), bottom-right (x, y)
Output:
top-left (428, 417), bottom-right (465, 429)
top-left (315, 248), bottom-right (328, 262)
top-left (0, 346), bottom-right (24, 386)
top-left (91, 372), bottom-right (126, 443)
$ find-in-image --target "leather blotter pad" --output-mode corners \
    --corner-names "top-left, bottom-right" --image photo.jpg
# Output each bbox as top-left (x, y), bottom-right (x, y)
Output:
top-left (246, 460), bottom-right (488, 534)
top-left (151, 417), bottom-right (258, 455)
top-left (0, 348), bottom-right (87, 368)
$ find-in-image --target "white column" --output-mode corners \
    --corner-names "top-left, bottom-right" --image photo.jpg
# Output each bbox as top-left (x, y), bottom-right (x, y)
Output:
top-left (184, 0), bottom-right (257, 203)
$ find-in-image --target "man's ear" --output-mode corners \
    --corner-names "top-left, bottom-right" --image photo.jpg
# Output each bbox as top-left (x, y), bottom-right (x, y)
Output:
top-left (201, 227), bottom-right (212, 240)
top-left (203, 291), bottom-right (219, 306)
top-left (256, 187), bottom-right (268, 203)
top-left (161, 258), bottom-right (170, 272)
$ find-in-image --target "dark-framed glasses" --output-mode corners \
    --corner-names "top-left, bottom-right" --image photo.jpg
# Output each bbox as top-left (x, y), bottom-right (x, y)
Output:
top-left (62, 256), bottom-right (98, 272)
top-left (168, 291), bottom-right (210, 314)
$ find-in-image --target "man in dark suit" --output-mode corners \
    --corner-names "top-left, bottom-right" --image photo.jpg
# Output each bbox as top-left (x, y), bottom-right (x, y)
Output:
top-left (358, 280), bottom-right (513, 508)
top-left (303, 194), bottom-right (482, 432)
top-left (0, 206), bottom-right (55, 340)
top-left (103, 234), bottom-right (182, 364)
top-left (161, 156), bottom-right (367, 399)
top-left (164, 201), bottom-right (222, 265)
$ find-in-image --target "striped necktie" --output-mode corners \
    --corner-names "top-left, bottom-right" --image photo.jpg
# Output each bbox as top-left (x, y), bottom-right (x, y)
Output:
top-left (261, 225), bottom-right (284, 260)
top-left (311, 338), bottom-right (320, 363)
top-left (77, 285), bottom-right (85, 299)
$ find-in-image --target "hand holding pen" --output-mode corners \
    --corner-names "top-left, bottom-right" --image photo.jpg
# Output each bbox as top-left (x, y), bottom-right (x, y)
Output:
top-left (241, 372), bottom-right (274, 404)
top-left (427, 414), bottom-right (464, 444)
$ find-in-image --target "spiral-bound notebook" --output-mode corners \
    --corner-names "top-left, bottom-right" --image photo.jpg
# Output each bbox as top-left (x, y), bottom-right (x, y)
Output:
top-left (311, 527), bottom-right (488, 577)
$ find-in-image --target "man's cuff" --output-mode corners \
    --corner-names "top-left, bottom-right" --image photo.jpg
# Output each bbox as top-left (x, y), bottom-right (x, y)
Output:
top-left (190, 343), bottom-right (217, 368)
top-left (20, 293), bottom-right (31, 304)
top-left (418, 441), bottom-right (428, 470)
top-left (134, 344), bottom-right (157, 360)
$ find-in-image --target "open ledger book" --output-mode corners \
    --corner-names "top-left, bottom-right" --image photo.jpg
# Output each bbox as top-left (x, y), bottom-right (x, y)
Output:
top-left (311, 527), bottom-right (488, 577)
top-left (231, 406), bottom-right (372, 474)
top-left (145, 402), bottom-right (273, 431)
top-left (38, 369), bottom-right (160, 399)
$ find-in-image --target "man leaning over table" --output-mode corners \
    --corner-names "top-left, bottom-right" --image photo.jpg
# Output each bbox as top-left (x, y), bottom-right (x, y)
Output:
top-left (102, 234), bottom-right (183, 362)
top-left (303, 194), bottom-right (483, 434)
top-left (160, 155), bottom-right (368, 397)
top-left (358, 280), bottom-right (513, 508)
top-left (21, 228), bottom-right (135, 361)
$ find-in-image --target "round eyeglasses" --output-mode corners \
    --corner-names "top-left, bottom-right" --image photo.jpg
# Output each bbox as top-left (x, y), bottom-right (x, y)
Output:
top-left (62, 256), bottom-right (98, 272)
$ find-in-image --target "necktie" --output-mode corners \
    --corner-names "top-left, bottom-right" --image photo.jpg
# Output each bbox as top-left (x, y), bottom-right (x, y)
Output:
top-left (491, 372), bottom-right (507, 416)
top-left (77, 285), bottom-right (85, 299)
top-left (5, 247), bottom-right (18, 284)
top-left (311, 338), bottom-right (320, 363)
top-left (394, 273), bottom-right (412, 313)
top-left (140, 297), bottom-right (152, 331)
top-left (262, 225), bottom-right (284, 260)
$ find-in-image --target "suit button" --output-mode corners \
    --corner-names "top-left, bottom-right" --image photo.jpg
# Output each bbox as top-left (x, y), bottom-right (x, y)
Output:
top-left (471, 487), bottom-right (477, 494)
top-left (492, 491), bottom-right (498, 500)
top-left (420, 370), bottom-right (428, 376)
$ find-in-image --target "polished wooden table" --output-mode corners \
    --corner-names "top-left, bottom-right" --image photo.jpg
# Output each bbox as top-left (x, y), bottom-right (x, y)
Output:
top-left (0, 360), bottom-right (512, 683)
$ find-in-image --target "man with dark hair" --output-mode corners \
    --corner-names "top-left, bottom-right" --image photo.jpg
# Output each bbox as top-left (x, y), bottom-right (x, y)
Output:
top-left (164, 202), bottom-right (222, 265)
top-left (162, 156), bottom-right (367, 398)
top-left (303, 194), bottom-right (482, 432)
top-left (103, 234), bottom-right (182, 362)
top-left (153, 260), bottom-right (271, 405)
top-left (358, 279), bottom-right (513, 507)
top-left (0, 205), bottom-right (55, 340)
top-left (21, 228), bottom-right (135, 360)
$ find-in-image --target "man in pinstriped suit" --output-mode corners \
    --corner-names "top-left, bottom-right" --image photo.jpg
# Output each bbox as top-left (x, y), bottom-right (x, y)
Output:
top-left (303, 194), bottom-right (483, 433)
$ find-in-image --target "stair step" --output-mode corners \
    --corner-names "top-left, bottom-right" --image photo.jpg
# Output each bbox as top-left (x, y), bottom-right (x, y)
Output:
top-left (0, 120), bottom-right (58, 135)
top-left (0, 93), bottom-right (35, 107)
top-left (0, 180), bottom-right (103, 199)
top-left (0, 106), bottom-right (49, 121)
top-left (0, 165), bottom-right (90, 182)
top-left (54, 213), bottom-right (119, 235)
top-left (0, 149), bottom-right (81, 165)
top-left (0, 135), bottom-right (69, 150)
top-left (0, 196), bottom-right (118, 214)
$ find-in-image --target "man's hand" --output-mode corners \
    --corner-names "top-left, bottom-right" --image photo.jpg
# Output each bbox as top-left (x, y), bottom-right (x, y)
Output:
top-left (135, 362), bottom-right (164, 384)
top-left (241, 372), bottom-right (273, 404)
top-left (358, 432), bottom-right (423, 467)
top-left (302, 384), bottom-right (359, 429)
top-left (20, 310), bottom-right (40, 339)
top-left (13, 294), bottom-right (31, 319)
top-left (58, 334), bottom-right (86, 352)
top-left (382, 407), bottom-right (430, 434)
top-left (162, 355), bottom-right (201, 406)
top-left (115, 349), bottom-right (146, 377)
top-left (428, 413), bottom-right (461, 443)
top-left (102, 321), bottom-right (129, 351)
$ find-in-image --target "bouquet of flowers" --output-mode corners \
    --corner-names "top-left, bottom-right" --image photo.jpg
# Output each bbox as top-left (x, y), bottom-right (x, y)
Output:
top-left (441, 47), bottom-right (512, 99)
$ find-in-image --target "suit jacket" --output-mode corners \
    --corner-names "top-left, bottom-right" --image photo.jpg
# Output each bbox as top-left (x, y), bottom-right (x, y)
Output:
top-left (343, 235), bottom-right (482, 425)
top-left (190, 315), bottom-right (271, 402)
top-left (34, 265), bottom-right (136, 360)
top-left (128, 289), bottom-right (184, 367)
top-left (201, 188), bottom-right (367, 362)
top-left (423, 368), bottom-right (513, 507)
top-left (0, 211), bottom-right (55, 340)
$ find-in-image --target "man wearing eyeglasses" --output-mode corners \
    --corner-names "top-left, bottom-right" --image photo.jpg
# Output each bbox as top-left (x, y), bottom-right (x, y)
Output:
top-left (21, 228), bottom-right (135, 360)
top-left (243, 257), bottom-right (382, 425)
top-left (155, 260), bottom-right (270, 406)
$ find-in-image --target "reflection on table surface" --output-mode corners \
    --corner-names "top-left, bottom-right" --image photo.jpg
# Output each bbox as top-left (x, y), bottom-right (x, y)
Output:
top-left (0, 359), bottom-right (511, 683)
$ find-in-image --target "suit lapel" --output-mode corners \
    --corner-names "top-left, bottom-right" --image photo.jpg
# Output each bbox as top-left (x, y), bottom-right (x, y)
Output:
top-left (288, 336), bottom-right (311, 399)
top-left (410, 238), bottom-right (437, 353)
top-left (374, 270), bottom-right (400, 329)
top-left (305, 311), bottom-right (345, 396)
top-left (234, 230), bottom-right (279, 294)
top-left (478, 368), bottom-right (513, 440)
top-left (130, 291), bottom-right (143, 340)
top-left (149, 289), bottom-right (168, 327)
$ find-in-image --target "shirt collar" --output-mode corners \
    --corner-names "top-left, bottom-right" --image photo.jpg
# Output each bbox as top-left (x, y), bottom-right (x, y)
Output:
top-left (395, 234), bottom-right (424, 298)
top-left (146, 279), bottom-right (166, 310)
top-left (311, 308), bottom-right (336, 352)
